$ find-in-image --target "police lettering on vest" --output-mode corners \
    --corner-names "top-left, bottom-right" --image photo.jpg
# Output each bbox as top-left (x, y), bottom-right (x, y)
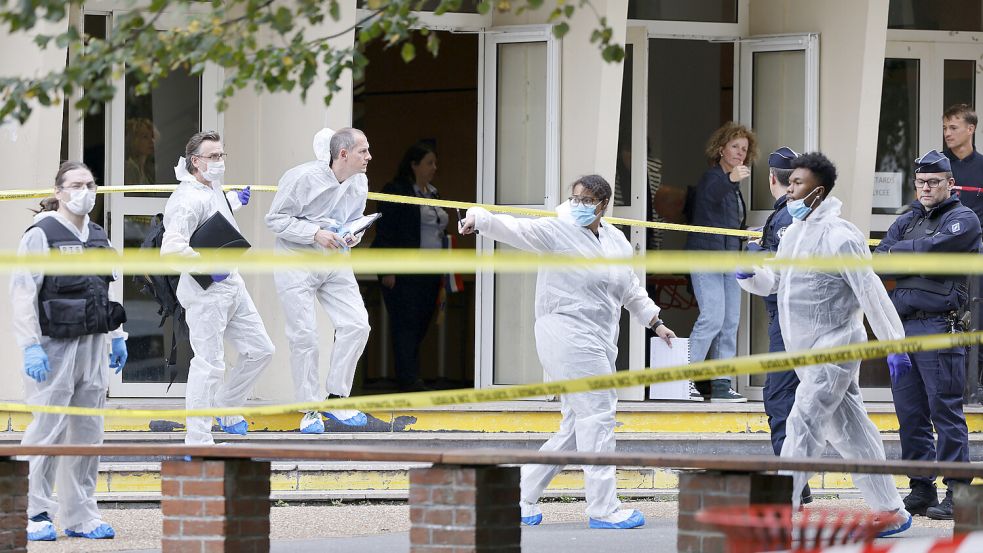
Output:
top-left (30, 217), bottom-right (126, 339)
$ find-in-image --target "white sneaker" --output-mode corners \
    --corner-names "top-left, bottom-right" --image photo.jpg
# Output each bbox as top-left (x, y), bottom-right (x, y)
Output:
top-left (688, 381), bottom-right (704, 402)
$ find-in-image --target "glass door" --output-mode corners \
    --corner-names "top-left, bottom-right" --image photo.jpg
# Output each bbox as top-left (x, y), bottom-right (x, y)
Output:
top-left (476, 26), bottom-right (559, 389)
top-left (100, 5), bottom-right (223, 397)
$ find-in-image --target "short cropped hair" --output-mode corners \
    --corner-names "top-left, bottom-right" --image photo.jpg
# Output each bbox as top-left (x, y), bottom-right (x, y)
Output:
top-left (184, 130), bottom-right (221, 173)
top-left (329, 128), bottom-right (366, 164)
top-left (770, 167), bottom-right (794, 186)
top-left (704, 121), bottom-right (758, 166)
top-left (790, 152), bottom-right (837, 195)
top-left (572, 174), bottom-right (612, 205)
top-left (944, 103), bottom-right (978, 127)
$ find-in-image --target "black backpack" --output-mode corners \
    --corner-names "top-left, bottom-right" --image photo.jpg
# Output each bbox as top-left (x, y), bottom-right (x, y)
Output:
top-left (133, 213), bottom-right (189, 391)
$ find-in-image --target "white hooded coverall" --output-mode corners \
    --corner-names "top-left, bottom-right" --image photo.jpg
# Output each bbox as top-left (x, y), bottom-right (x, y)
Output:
top-left (264, 141), bottom-right (371, 402)
top-left (161, 163), bottom-right (275, 444)
top-left (737, 197), bottom-right (906, 512)
top-left (11, 211), bottom-right (127, 529)
top-left (467, 203), bottom-right (660, 518)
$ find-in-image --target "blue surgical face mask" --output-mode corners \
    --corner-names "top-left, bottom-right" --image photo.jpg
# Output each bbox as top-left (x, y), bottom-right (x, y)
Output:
top-left (786, 187), bottom-right (823, 221)
top-left (570, 204), bottom-right (600, 226)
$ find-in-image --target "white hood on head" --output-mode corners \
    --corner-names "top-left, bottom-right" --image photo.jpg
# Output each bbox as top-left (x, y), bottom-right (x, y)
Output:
top-left (174, 157), bottom-right (193, 182)
top-left (313, 128), bottom-right (335, 162)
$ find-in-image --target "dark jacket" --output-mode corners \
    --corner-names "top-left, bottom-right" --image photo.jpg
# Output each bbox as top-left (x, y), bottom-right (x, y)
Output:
top-left (945, 149), bottom-right (983, 223)
top-left (761, 196), bottom-right (792, 309)
top-left (372, 178), bottom-right (423, 249)
top-left (684, 165), bottom-right (747, 251)
top-left (876, 196), bottom-right (982, 316)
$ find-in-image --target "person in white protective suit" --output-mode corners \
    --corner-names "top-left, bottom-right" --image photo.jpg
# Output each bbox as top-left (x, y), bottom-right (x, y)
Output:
top-left (12, 161), bottom-right (129, 541)
top-left (459, 174), bottom-right (677, 530)
top-left (265, 127), bottom-right (373, 433)
top-left (161, 130), bottom-right (275, 445)
top-left (735, 152), bottom-right (912, 537)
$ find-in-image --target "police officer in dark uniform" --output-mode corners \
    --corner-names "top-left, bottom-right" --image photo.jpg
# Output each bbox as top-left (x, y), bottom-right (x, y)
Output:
top-left (747, 146), bottom-right (811, 503)
top-left (875, 149), bottom-right (982, 520)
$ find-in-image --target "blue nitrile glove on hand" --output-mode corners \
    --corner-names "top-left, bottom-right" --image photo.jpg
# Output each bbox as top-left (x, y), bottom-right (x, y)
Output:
top-left (109, 337), bottom-right (128, 374)
top-left (212, 273), bottom-right (230, 283)
top-left (887, 353), bottom-right (912, 387)
top-left (24, 344), bottom-right (50, 383)
top-left (237, 186), bottom-right (251, 206)
top-left (735, 270), bottom-right (755, 280)
top-left (746, 241), bottom-right (765, 253)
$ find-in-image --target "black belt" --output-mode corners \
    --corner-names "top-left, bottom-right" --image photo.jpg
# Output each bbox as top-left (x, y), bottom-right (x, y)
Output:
top-left (902, 310), bottom-right (953, 321)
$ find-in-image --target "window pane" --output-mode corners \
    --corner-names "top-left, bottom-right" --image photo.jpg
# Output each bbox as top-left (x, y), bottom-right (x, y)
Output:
top-left (356, 0), bottom-right (479, 13)
top-left (124, 66), bottom-right (201, 196)
top-left (121, 215), bottom-right (192, 385)
top-left (944, 59), bottom-right (975, 112)
top-left (82, 15), bottom-right (108, 225)
top-left (628, 0), bottom-right (737, 23)
top-left (495, 42), bottom-right (547, 205)
top-left (615, 45), bottom-right (633, 207)
top-left (750, 49), bottom-right (806, 211)
top-left (889, 0), bottom-right (983, 31)
top-left (874, 58), bottom-right (919, 215)
top-left (493, 244), bottom-right (540, 385)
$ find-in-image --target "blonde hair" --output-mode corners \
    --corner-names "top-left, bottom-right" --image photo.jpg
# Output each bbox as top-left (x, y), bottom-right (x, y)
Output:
top-left (704, 121), bottom-right (758, 167)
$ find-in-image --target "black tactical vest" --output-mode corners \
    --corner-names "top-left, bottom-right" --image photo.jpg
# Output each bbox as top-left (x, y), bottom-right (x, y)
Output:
top-left (29, 217), bottom-right (126, 339)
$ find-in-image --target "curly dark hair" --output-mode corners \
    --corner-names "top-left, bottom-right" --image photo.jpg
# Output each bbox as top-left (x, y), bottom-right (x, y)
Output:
top-left (704, 121), bottom-right (758, 166)
top-left (572, 174), bottom-right (612, 205)
top-left (790, 152), bottom-right (837, 195)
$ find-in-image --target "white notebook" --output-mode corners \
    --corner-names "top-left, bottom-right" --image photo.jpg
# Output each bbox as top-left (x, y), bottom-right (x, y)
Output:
top-left (648, 337), bottom-right (694, 400)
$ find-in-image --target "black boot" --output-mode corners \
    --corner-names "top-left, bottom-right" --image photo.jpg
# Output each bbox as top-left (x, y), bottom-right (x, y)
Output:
top-left (926, 489), bottom-right (954, 520)
top-left (801, 484), bottom-right (813, 505)
top-left (903, 481), bottom-right (939, 516)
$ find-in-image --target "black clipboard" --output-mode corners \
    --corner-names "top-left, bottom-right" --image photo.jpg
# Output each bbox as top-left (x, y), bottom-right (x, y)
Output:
top-left (189, 211), bottom-right (251, 289)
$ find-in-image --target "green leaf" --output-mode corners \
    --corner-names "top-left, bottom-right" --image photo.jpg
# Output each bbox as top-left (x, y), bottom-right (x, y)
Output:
top-left (553, 22), bottom-right (570, 39)
top-left (401, 41), bottom-right (416, 63)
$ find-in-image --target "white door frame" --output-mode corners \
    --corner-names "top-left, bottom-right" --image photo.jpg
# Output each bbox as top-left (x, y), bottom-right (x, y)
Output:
top-left (475, 25), bottom-right (560, 389)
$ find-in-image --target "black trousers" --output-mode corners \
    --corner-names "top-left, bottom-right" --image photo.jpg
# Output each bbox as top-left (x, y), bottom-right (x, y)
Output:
top-left (381, 275), bottom-right (442, 386)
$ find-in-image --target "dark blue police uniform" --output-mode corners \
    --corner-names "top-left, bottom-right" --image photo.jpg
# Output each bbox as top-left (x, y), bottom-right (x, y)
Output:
top-left (759, 195), bottom-right (798, 456)
top-left (877, 183), bottom-right (981, 492)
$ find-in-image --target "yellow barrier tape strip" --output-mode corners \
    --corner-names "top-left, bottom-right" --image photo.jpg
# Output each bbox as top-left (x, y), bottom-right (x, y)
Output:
top-left (1, 184), bottom-right (883, 244)
top-left (0, 332), bottom-right (976, 418)
top-left (0, 248), bottom-right (974, 275)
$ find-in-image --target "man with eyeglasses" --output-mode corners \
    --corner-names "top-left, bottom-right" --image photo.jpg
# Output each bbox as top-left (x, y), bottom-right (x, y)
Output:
top-left (161, 130), bottom-right (275, 445)
top-left (875, 149), bottom-right (981, 521)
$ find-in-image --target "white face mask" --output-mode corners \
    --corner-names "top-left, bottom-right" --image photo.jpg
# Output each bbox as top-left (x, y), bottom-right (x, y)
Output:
top-left (65, 188), bottom-right (96, 215)
top-left (200, 159), bottom-right (225, 182)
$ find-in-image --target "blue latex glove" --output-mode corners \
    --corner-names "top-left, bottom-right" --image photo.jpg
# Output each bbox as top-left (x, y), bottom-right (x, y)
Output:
top-left (212, 273), bottom-right (230, 283)
top-left (109, 337), bottom-right (128, 374)
top-left (746, 241), bottom-right (765, 253)
top-left (237, 186), bottom-right (251, 206)
top-left (735, 270), bottom-right (755, 280)
top-left (887, 353), bottom-right (912, 387)
top-left (24, 344), bottom-right (50, 383)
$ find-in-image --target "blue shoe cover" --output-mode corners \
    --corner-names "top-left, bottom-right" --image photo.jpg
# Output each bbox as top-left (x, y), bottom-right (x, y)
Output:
top-left (876, 511), bottom-right (912, 538)
top-left (322, 410), bottom-right (368, 427)
top-left (215, 417), bottom-right (248, 435)
top-left (588, 510), bottom-right (645, 529)
top-left (521, 513), bottom-right (543, 526)
top-left (300, 416), bottom-right (325, 434)
top-left (28, 522), bottom-right (56, 541)
top-left (66, 523), bottom-right (115, 539)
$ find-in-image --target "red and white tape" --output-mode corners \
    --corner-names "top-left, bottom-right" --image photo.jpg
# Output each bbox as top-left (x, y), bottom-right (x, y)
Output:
top-left (812, 532), bottom-right (983, 553)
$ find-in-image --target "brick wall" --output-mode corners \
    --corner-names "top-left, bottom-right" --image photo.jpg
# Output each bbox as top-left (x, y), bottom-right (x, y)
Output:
top-left (0, 460), bottom-right (27, 553)
top-left (161, 459), bottom-right (271, 553)
top-left (677, 471), bottom-right (792, 553)
top-left (409, 465), bottom-right (520, 553)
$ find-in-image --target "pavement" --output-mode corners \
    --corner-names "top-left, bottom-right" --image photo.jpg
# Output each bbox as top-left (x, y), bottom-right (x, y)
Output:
top-left (25, 498), bottom-right (955, 553)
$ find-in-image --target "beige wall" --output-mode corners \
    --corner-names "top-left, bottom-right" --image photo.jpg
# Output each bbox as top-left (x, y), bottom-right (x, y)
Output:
top-left (0, 20), bottom-right (70, 400)
top-left (750, 0), bottom-right (890, 230)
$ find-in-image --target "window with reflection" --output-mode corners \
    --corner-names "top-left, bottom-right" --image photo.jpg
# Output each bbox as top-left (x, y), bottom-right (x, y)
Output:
top-left (628, 0), bottom-right (737, 23)
top-left (889, 0), bottom-right (983, 32)
top-left (874, 58), bottom-right (919, 215)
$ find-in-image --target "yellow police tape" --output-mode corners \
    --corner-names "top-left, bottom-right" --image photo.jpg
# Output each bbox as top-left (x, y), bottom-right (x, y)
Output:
top-left (1, 331), bottom-right (977, 419)
top-left (0, 183), bottom-right (806, 242)
top-left (0, 248), bottom-right (976, 275)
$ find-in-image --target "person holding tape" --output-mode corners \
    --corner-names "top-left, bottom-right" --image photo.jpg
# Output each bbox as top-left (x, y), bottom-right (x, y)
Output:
top-left (683, 122), bottom-right (754, 402)
top-left (459, 174), bottom-right (676, 530)
top-left (162, 131), bottom-right (275, 445)
top-left (875, 150), bottom-right (981, 520)
top-left (266, 127), bottom-right (373, 433)
top-left (736, 152), bottom-right (912, 537)
top-left (12, 161), bottom-right (128, 541)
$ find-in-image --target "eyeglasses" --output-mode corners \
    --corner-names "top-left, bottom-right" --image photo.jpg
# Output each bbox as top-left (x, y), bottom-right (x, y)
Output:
top-left (195, 152), bottom-right (228, 161)
top-left (912, 178), bottom-right (949, 189)
top-left (569, 195), bottom-right (601, 208)
top-left (60, 182), bottom-right (97, 191)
